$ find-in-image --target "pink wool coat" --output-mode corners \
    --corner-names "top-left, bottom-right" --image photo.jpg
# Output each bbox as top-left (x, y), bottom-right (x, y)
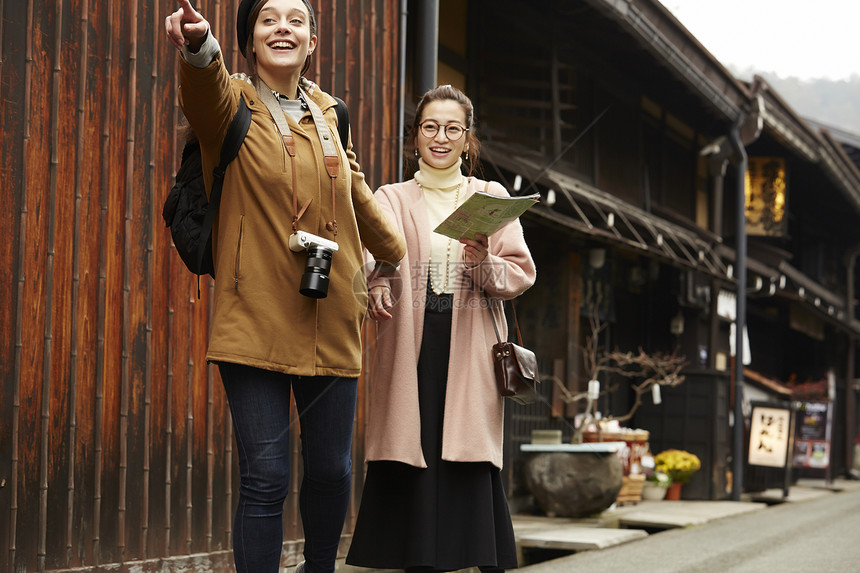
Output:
top-left (365, 177), bottom-right (536, 469)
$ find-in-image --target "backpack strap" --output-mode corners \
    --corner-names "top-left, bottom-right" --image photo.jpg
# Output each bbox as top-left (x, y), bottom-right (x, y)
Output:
top-left (332, 96), bottom-right (350, 152)
top-left (195, 98), bottom-right (252, 288)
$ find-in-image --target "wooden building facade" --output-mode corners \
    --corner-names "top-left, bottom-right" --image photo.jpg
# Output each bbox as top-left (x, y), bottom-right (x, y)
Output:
top-left (0, 1), bottom-right (399, 571)
top-left (438, 0), bottom-right (860, 503)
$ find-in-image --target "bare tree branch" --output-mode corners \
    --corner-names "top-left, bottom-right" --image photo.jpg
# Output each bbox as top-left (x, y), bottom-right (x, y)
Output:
top-left (551, 303), bottom-right (687, 442)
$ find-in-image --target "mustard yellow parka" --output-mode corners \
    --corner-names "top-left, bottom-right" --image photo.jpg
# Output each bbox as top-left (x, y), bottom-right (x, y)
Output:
top-left (179, 54), bottom-right (405, 377)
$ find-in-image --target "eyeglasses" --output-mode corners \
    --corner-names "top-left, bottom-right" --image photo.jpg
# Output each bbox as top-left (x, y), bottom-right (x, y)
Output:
top-left (418, 120), bottom-right (469, 141)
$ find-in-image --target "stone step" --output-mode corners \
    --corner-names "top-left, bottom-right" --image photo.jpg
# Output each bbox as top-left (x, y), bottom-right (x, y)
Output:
top-left (517, 525), bottom-right (648, 551)
top-left (612, 500), bottom-right (766, 529)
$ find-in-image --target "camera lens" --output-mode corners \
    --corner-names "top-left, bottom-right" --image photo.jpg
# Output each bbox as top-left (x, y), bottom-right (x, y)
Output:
top-left (300, 245), bottom-right (333, 298)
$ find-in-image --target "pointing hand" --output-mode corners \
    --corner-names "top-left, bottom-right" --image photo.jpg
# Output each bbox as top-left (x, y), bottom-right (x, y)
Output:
top-left (165, 0), bottom-right (209, 52)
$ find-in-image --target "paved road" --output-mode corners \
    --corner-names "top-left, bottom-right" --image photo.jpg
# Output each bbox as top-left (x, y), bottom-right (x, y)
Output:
top-left (520, 487), bottom-right (860, 572)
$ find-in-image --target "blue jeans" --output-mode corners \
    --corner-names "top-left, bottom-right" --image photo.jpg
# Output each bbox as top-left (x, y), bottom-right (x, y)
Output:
top-left (219, 362), bottom-right (357, 573)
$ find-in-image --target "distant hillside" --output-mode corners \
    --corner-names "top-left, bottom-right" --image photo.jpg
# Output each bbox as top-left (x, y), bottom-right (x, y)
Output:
top-left (731, 66), bottom-right (860, 136)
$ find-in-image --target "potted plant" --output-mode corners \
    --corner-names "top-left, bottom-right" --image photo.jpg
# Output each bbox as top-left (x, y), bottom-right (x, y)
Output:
top-left (641, 472), bottom-right (671, 500)
top-left (639, 453), bottom-right (671, 500)
top-left (653, 449), bottom-right (701, 499)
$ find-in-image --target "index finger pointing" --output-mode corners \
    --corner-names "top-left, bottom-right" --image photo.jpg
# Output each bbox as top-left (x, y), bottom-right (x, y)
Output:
top-left (177, 0), bottom-right (198, 18)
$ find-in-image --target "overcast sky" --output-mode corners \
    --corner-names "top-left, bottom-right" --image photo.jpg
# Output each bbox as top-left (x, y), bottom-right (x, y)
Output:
top-left (660, 0), bottom-right (860, 81)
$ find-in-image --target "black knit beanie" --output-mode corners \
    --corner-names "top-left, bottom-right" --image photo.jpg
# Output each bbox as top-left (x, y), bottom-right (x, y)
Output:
top-left (236, 0), bottom-right (316, 58)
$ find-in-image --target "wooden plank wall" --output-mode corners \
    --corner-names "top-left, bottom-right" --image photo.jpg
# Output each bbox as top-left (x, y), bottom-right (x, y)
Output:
top-left (0, 1), bottom-right (400, 571)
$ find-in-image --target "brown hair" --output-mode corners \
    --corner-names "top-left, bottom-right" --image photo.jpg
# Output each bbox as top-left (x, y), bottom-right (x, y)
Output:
top-left (243, 0), bottom-right (317, 77)
top-left (406, 84), bottom-right (482, 177)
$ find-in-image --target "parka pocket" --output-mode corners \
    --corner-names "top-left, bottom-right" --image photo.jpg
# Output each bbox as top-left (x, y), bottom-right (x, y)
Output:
top-left (233, 215), bottom-right (245, 290)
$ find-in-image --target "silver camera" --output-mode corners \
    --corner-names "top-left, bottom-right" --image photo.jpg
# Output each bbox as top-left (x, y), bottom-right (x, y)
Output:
top-left (289, 231), bottom-right (339, 299)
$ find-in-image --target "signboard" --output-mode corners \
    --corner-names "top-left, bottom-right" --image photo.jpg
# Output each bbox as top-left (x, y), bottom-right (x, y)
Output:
top-left (745, 156), bottom-right (787, 237)
top-left (748, 403), bottom-right (792, 468)
top-left (793, 401), bottom-right (832, 469)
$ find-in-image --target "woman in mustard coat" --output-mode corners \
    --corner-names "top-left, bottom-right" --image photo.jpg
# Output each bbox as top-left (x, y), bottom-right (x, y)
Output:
top-left (165, 1), bottom-right (405, 572)
top-left (347, 85), bottom-right (536, 572)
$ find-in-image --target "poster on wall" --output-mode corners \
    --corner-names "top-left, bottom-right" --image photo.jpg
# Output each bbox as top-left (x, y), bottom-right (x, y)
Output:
top-left (792, 401), bottom-right (832, 469)
top-left (748, 403), bottom-right (793, 468)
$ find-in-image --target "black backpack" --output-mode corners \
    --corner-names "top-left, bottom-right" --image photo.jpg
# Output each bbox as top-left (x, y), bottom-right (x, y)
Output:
top-left (162, 96), bottom-right (350, 291)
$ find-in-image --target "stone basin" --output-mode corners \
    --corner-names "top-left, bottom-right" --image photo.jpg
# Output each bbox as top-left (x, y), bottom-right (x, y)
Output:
top-left (521, 442), bottom-right (625, 518)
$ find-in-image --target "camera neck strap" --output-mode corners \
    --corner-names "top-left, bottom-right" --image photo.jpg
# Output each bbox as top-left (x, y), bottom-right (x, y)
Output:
top-left (254, 77), bottom-right (341, 237)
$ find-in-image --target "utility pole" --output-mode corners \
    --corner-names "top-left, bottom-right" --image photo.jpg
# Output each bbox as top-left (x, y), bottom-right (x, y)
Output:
top-left (729, 116), bottom-right (748, 501)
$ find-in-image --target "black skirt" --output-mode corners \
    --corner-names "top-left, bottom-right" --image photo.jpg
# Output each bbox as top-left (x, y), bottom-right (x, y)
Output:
top-left (347, 296), bottom-right (518, 572)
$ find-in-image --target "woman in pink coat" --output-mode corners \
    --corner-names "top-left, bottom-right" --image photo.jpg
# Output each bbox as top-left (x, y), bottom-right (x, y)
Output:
top-left (347, 85), bottom-right (536, 572)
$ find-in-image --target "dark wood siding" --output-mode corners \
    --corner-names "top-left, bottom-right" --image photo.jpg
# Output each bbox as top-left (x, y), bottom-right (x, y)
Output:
top-left (0, 1), bottom-right (399, 570)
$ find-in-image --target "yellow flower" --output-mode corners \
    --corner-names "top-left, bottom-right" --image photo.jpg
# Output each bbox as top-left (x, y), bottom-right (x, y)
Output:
top-left (654, 449), bottom-right (701, 483)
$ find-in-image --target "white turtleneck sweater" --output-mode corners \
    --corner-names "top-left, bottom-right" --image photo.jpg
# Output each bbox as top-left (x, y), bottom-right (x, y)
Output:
top-left (414, 158), bottom-right (467, 295)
